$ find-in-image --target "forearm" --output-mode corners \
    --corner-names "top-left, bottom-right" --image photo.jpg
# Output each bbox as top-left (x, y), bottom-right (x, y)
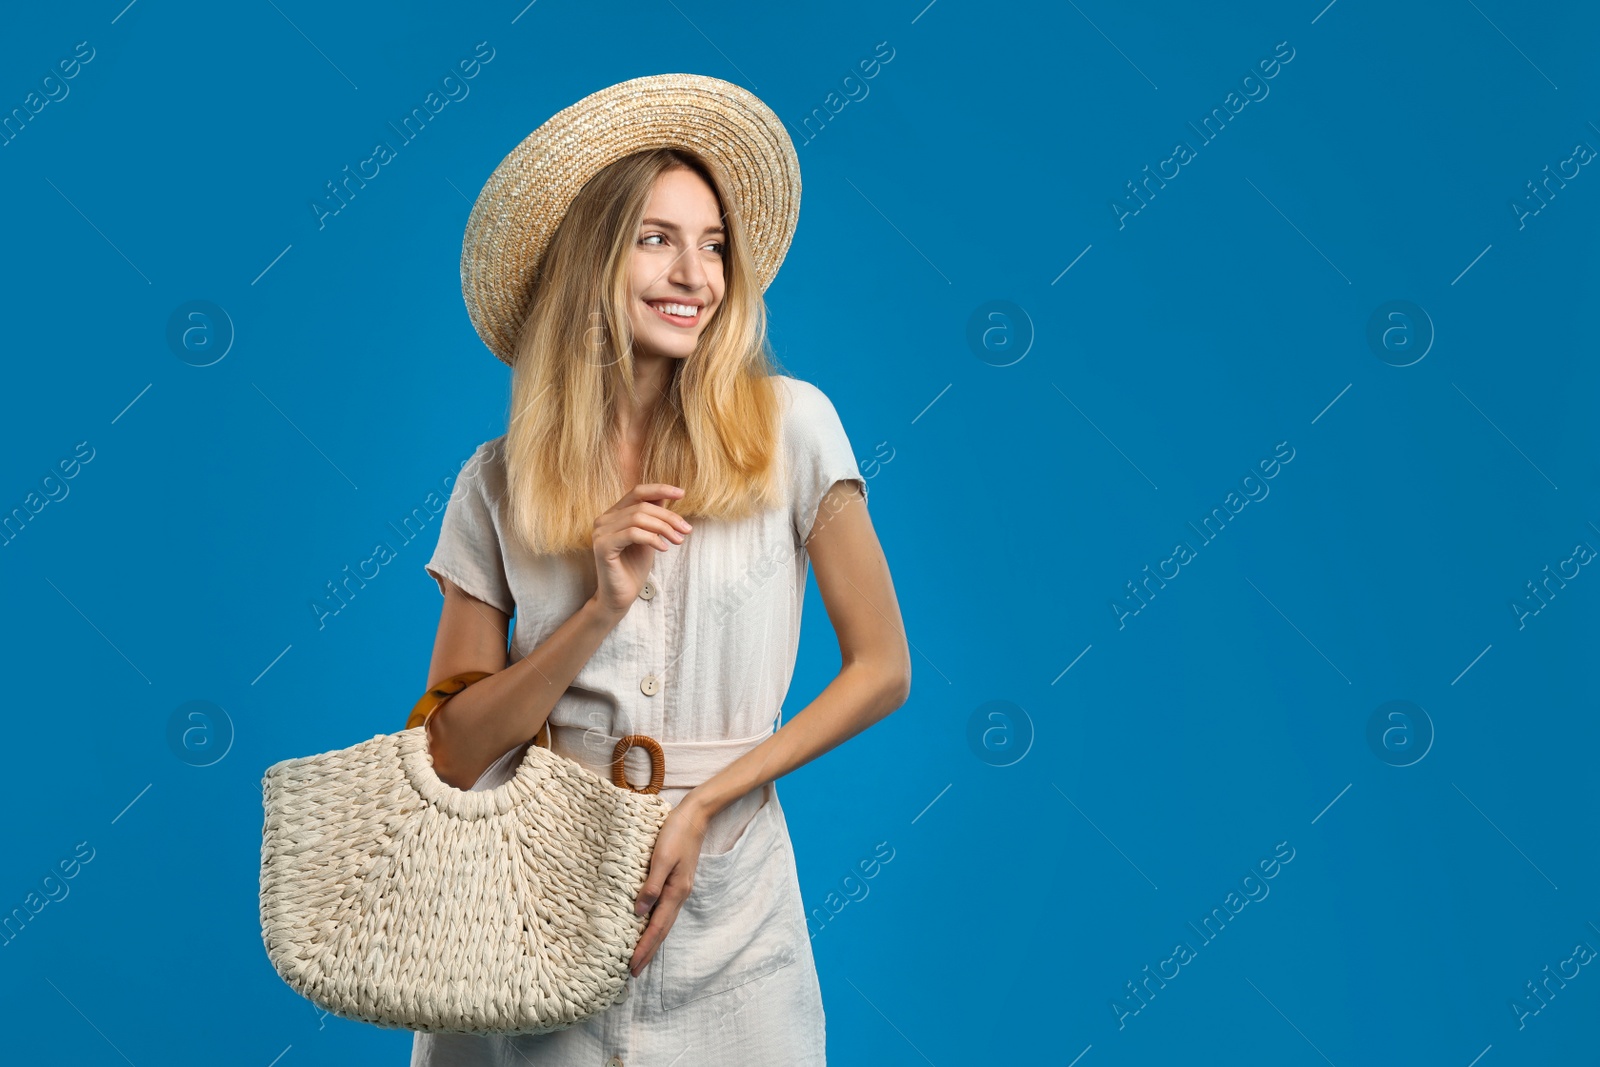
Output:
top-left (428, 595), bottom-right (626, 788)
top-left (682, 658), bottom-right (910, 825)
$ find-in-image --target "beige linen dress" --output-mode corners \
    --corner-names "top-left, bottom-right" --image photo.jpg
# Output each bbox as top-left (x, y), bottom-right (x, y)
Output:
top-left (409, 374), bottom-right (865, 1067)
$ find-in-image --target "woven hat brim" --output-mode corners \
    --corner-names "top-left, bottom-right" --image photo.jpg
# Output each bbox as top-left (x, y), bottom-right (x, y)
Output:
top-left (461, 73), bottom-right (801, 365)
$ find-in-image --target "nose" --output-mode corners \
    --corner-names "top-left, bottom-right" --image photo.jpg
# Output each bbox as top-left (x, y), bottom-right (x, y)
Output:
top-left (658, 242), bottom-right (710, 295)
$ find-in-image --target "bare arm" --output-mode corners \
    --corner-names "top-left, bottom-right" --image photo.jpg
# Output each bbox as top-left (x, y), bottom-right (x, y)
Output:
top-left (676, 480), bottom-right (911, 828)
top-left (425, 481), bottom-right (694, 790)
top-left (424, 582), bottom-right (626, 789)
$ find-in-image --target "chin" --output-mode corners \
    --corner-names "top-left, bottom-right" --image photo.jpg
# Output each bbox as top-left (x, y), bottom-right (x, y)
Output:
top-left (637, 336), bottom-right (697, 361)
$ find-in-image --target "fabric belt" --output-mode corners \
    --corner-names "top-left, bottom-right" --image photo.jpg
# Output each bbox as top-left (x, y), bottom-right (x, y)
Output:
top-left (545, 722), bottom-right (775, 792)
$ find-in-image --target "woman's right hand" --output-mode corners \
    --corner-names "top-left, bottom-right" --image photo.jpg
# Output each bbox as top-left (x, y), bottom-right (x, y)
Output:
top-left (591, 483), bottom-right (692, 616)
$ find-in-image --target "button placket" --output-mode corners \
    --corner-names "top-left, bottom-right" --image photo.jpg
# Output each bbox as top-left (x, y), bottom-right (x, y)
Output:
top-left (650, 554), bottom-right (667, 734)
top-left (635, 552), bottom-right (667, 735)
top-left (641, 541), bottom-right (684, 736)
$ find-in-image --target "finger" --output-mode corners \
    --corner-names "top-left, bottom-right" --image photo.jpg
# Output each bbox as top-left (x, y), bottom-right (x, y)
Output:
top-left (596, 525), bottom-right (676, 558)
top-left (630, 850), bottom-right (684, 970)
top-left (593, 503), bottom-right (689, 544)
top-left (630, 892), bottom-right (687, 975)
top-left (635, 844), bottom-right (681, 916)
top-left (636, 869), bottom-right (665, 917)
top-left (629, 916), bottom-right (660, 975)
top-left (619, 483), bottom-right (685, 509)
top-left (634, 501), bottom-right (693, 533)
top-left (596, 512), bottom-right (686, 545)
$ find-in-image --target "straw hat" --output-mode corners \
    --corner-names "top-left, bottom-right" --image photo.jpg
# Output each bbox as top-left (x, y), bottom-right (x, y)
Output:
top-left (460, 73), bottom-right (802, 365)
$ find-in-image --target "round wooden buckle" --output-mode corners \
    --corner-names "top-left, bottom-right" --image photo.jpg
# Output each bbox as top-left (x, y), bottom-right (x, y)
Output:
top-left (611, 734), bottom-right (666, 795)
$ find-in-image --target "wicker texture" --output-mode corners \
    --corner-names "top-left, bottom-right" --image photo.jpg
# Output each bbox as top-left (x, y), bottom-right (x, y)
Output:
top-left (460, 72), bottom-right (802, 365)
top-left (259, 725), bottom-right (673, 1035)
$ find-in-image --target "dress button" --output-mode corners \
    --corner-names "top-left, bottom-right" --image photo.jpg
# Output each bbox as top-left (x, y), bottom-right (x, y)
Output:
top-left (639, 580), bottom-right (656, 601)
top-left (606, 1058), bottom-right (624, 1067)
top-left (639, 674), bottom-right (660, 697)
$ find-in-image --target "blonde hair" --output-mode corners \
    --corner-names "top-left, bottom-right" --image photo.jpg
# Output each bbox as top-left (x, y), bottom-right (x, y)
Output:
top-left (502, 147), bottom-right (787, 557)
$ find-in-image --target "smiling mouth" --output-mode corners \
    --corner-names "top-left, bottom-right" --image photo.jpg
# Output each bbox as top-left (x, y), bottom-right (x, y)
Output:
top-left (645, 299), bottom-right (702, 327)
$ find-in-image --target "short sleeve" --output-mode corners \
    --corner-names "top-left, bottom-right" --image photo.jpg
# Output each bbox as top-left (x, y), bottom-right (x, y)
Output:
top-left (782, 376), bottom-right (867, 547)
top-left (424, 437), bottom-right (515, 615)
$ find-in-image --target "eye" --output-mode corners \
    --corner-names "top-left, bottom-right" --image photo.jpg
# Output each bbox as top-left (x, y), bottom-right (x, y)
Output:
top-left (640, 233), bottom-right (666, 247)
top-left (705, 241), bottom-right (726, 256)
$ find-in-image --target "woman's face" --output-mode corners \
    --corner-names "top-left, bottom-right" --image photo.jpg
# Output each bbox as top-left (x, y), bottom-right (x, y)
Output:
top-left (627, 166), bottom-right (726, 362)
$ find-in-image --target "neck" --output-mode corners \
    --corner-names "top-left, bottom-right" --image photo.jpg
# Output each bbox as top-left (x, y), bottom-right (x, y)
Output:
top-left (617, 353), bottom-right (676, 442)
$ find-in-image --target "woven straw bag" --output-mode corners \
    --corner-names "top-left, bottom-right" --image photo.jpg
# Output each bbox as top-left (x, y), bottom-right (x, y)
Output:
top-left (258, 674), bottom-right (674, 1035)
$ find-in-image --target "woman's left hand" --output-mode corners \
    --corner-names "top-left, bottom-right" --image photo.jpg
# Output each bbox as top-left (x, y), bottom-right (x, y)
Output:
top-left (629, 798), bottom-right (711, 977)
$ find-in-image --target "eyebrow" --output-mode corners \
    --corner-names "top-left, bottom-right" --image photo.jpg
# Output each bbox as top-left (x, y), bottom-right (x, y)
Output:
top-left (640, 217), bottom-right (727, 236)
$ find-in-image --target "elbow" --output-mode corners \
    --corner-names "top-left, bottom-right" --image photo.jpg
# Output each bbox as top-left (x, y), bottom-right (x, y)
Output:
top-left (894, 669), bottom-right (911, 709)
top-left (843, 654), bottom-right (909, 718)
top-left (425, 713), bottom-right (473, 790)
top-left (882, 657), bottom-right (911, 714)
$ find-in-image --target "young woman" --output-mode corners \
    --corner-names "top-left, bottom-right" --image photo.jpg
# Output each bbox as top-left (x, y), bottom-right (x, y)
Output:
top-left (409, 75), bottom-right (910, 1065)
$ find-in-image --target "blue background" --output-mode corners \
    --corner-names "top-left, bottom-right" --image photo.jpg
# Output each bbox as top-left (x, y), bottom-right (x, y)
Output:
top-left (2, 1), bottom-right (1597, 1064)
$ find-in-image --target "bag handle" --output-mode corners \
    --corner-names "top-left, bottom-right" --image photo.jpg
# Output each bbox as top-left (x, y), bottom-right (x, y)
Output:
top-left (404, 670), bottom-right (553, 750)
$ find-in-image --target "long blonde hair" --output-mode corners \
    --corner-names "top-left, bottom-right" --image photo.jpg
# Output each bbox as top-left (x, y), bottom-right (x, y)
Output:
top-left (502, 147), bottom-right (787, 556)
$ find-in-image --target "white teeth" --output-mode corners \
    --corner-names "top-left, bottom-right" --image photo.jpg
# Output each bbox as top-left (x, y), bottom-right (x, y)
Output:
top-left (650, 301), bottom-right (698, 318)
